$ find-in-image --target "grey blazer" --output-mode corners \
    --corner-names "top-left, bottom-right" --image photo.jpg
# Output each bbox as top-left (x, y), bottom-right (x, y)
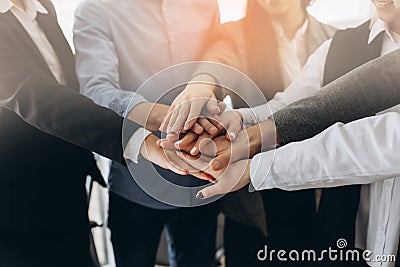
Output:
top-left (273, 49), bottom-right (400, 143)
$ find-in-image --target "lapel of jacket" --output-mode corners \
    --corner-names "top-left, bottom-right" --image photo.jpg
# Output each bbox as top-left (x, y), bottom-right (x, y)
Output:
top-left (36, 10), bottom-right (79, 91)
top-left (2, 11), bottom-right (54, 76)
top-left (323, 21), bottom-right (384, 86)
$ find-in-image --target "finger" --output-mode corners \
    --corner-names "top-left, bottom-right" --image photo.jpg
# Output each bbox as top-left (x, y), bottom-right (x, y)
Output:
top-left (217, 102), bottom-right (226, 114)
top-left (174, 132), bottom-right (198, 150)
top-left (166, 133), bottom-right (180, 142)
top-left (167, 105), bottom-right (183, 133)
top-left (159, 110), bottom-right (173, 132)
top-left (191, 123), bottom-right (204, 135)
top-left (211, 150), bottom-right (231, 171)
top-left (177, 152), bottom-right (212, 172)
top-left (164, 150), bottom-right (203, 174)
top-left (198, 118), bottom-right (218, 136)
top-left (159, 139), bottom-right (177, 150)
top-left (225, 122), bottom-right (242, 141)
top-left (190, 134), bottom-right (213, 156)
top-left (179, 140), bottom-right (197, 154)
top-left (190, 171), bottom-right (217, 183)
top-left (205, 97), bottom-right (220, 115)
top-left (170, 101), bottom-right (191, 134)
top-left (207, 117), bottom-right (226, 132)
top-left (196, 184), bottom-right (222, 199)
top-left (165, 161), bottom-right (188, 176)
top-left (184, 101), bottom-right (204, 131)
top-left (197, 135), bottom-right (220, 157)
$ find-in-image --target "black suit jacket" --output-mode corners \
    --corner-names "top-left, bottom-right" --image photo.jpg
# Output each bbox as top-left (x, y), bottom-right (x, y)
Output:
top-left (0, 0), bottom-right (140, 231)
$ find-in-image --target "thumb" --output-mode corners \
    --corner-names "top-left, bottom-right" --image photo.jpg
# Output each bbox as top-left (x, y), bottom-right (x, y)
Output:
top-left (196, 184), bottom-right (221, 199)
top-left (211, 151), bottom-right (230, 171)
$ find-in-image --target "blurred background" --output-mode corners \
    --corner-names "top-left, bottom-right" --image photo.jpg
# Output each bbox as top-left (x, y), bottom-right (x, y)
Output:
top-left (53, 0), bottom-right (374, 45)
top-left (50, 0), bottom-right (375, 266)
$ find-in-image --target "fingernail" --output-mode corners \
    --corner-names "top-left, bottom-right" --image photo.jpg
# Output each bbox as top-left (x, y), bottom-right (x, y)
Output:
top-left (184, 123), bottom-right (190, 130)
top-left (216, 106), bottom-right (221, 113)
top-left (229, 132), bottom-right (236, 140)
top-left (196, 192), bottom-right (204, 199)
top-left (175, 140), bottom-right (182, 146)
top-left (212, 160), bottom-right (222, 170)
top-left (190, 147), bottom-right (198, 155)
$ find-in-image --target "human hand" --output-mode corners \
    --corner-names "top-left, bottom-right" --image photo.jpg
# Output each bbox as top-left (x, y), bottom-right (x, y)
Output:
top-left (196, 119), bottom-right (277, 171)
top-left (127, 102), bottom-right (205, 134)
top-left (159, 75), bottom-right (226, 134)
top-left (158, 109), bottom-right (243, 153)
top-left (177, 153), bottom-right (251, 199)
top-left (140, 134), bottom-right (214, 181)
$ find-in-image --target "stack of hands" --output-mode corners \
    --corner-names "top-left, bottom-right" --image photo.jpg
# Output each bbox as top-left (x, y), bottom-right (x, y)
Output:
top-left (133, 83), bottom-right (278, 200)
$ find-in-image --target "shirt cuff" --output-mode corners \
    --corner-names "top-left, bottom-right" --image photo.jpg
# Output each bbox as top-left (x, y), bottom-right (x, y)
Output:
top-left (122, 93), bottom-right (149, 118)
top-left (123, 128), bottom-right (152, 164)
top-left (250, 152), bottom-right (276, 191)
top-left (237, 108), bottom-right (257, 128)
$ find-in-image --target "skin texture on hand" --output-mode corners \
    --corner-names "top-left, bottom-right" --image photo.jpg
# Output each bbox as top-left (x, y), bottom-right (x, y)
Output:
top-left (159, 109), bottom-right (243, 154)
top-left (159, 76), bottom-right (226, 135)
top-left (140, 134), bottom-right (212, 181)
top-left (177, 153), bottom-right (252, 199)
top-left (127, 102), bottom-right (169, 132)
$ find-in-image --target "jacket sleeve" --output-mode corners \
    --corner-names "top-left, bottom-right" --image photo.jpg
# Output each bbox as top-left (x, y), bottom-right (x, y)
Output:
top-left (0, 26), bottom-right (139, 164)
top-left (251, 111), bottom-right (400, 191)
top-left (273, 49), bottom-right (400, 144)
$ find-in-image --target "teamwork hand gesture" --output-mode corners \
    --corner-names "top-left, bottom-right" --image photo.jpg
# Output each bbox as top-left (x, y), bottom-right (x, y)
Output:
top-left (155, 102), bottom-right (279, 198)
top-left (130, 77), bottom-right (279, 199)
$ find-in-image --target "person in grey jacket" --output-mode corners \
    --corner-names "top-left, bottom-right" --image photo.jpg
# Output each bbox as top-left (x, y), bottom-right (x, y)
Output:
top-left (179, 47), bottom-right (400, 198)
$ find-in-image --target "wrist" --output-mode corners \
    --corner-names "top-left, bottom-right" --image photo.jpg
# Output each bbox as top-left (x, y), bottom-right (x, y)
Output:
top-left (246, 120), bottom-right (278, 157)
top-left (188, 74), bottom-right (217, 93)
top-left (246, 125), bottom-right (262, 158)
top-left (150, 104), bottom-right (169, 130)
top-left (140, 134), bottom-right (157, 160)
top-left (234, 110), bottom-right (243, 122)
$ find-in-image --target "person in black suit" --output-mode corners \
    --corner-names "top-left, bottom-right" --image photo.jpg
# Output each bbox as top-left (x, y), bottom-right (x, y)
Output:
top-left (0, 0), bottom-right (180, 266)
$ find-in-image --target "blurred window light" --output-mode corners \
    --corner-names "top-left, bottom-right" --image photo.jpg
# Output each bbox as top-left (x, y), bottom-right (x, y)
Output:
top-left (53, 0), bottom-right (375, 45)
top-left (218, 0), bottom-right (375, 28)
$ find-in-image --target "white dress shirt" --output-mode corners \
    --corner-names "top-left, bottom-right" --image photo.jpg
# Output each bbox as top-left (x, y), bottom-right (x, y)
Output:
top-left (238, 19), bottom-right (400, 129)
top-left (249, 19), bottom-right (400, 267)
top-left (74, 0), bottom-right (220, 209)
top-left (274, 19), bottom-right (310, 88)
top-left (0, 0), bottom-right (66, 85)
top-left (74, 0), bottom-right (220, 164)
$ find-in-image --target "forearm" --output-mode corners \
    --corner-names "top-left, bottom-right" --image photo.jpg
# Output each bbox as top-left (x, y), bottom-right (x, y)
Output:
top-left (274, 49), bottom-right (400, 144)
top-left (251, 111), bottom-right (400, 191)
top-left (127, 102), bottom-right (169, 132)
top-left (1, 71), bottom-right (139, 164)
top-left (245, 119), bottom-right (282, 158)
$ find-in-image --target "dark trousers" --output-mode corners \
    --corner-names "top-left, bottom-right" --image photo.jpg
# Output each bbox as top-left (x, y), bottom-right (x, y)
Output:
top-left (0, 229), bottom-right (93, 267)
top-left (108, 192), bottom-right (217, 267)
top-left (224, 189), bottom-right (316, 267)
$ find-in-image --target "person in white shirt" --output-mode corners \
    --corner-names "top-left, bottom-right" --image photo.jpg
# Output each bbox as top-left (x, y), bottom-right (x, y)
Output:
top-left (0, 0), bottom-right (189, 266)
top-left (179, 1), bottom-right (400, 266)
top-left (158, 1), bottom-right (336, 265)
top-left (73, 1), bottom-right (222, 266)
